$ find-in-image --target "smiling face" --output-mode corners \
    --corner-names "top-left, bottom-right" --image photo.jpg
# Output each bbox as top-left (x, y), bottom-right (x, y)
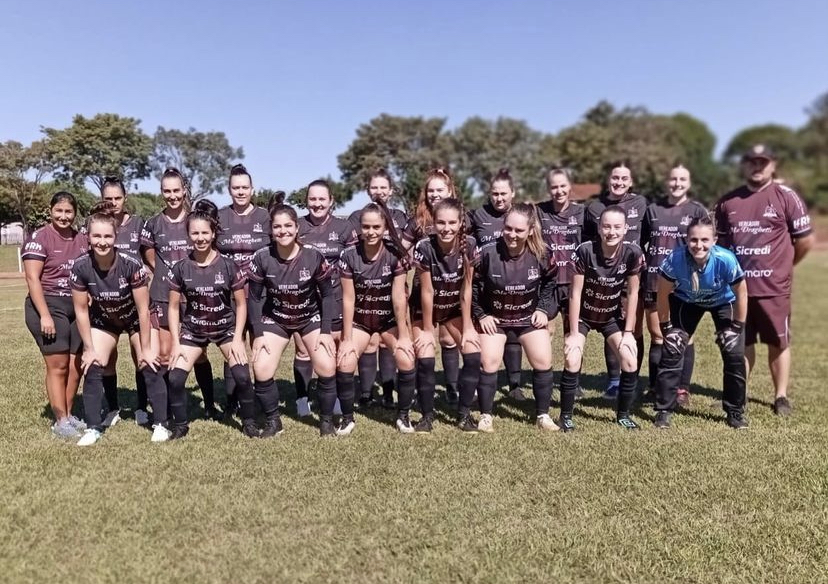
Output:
top-left (434, 206), bottom-right (461, 245)
top-left (502, 211), bottom-right (531, 251)
top-left (369, 176), bottom-right (393, 204)
top-left (687, 223), bottom-right (716, 264)
top-left (608, 166), bottom-right (633, 198)
top-left (306, 184), bottom-right (333, 220)
top-left (360, 210), bottom-right (386, 246)
top-left (188, 218), bottom-right (215, 252)
top-left (50, 200), bottom-right (76, 231)
top-left (426, 177), bottom-right (451, 208)
top-left (270, 211), bottom-right (298, 248)
top-left (599, 210), bottom-right (627, 248)
top-left (547, 172), bottom-right (571, 206)
top-left (161, 176), bottom-right (186, 211)
top-left (88, 219), bottom-right (117, 259)
top-left (667, 167), bottom-right (691, 201)
top-left (489, 179), bottom-right (515, 212)
top-left (741, 157), bottom-right (776, 189)
top-left (102, 185), bottom-right (126, 215)
top-left (229, 174), bottom-right (253, 208)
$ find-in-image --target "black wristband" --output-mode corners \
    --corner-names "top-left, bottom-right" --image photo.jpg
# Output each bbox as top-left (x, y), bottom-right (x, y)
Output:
top-left (659, 321), bottom-right (673, 334)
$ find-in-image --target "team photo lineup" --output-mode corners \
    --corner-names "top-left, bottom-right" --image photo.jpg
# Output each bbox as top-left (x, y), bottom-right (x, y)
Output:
top-left (23, 144), bottom-right (814, 446)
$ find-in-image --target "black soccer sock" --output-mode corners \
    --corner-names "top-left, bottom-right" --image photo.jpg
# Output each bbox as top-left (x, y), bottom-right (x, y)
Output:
top-left (168, 368), bottom-right (190, 428)
top-left (648, 342), bottom-right (663, 389)
top-left (103, 374), bottom-right (118, 412)
top-left (254, 378), bottom-right (279, 418)
top-left (441, 346), bottom-right (460, 392)
top-left (617, 371), bottom-right (638, 416)
top-left (135, 369), bottom-right (148, 411)
top-left (504, 341), bottom-right (523, 389)
top-left (223, 362), bottom-right (236, 398)
top-left (635, 335), bottom-right (645, 374)
top-left (532, 367), bottom-right (554, 417)
top-left (82, 364), bottom-right (105, 430)
top-left (142, 366), bottom-right (168, 425)
top-left (335, 371), bottom-right (356, 418)
top-left (193, 360), bottom-right (215, 410)
top-left (680, 343), bottom-right (695, 388)
top-left (604, 340), bottom-right (621, 381)
top-left (478, 371), bottom-right (498, 415)
top-left (293, 357), bottom-right (313, 400)
top-left (230, 365), bottom-right (255, 421)
top-left (357, 351), bottom-right (378, 398)
top-left (559, 369), bottom-right (579, 417)
top-left (396, 368), bottom-right (416, 416)
top-left (317, 375), bottom-right (337, 417)
top-left (458, 352), bottom-right (481, 416)
top-left (416, 357), bottom-right (437, 415)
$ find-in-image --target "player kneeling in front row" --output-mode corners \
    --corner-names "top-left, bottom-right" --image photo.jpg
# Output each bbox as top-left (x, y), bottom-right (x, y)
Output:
top-left (653, 217), bottom-right (748, 429)
top-left (559, 205), bottom-right (644, 431)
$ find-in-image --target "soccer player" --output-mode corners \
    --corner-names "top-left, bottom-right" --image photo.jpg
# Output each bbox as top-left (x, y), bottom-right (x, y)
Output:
top-left (653, 217), bottom-right (748, 429)
top-left (412, 198), bottom-right (481, 432)
top-left (641, 166), bottom-right (708, 405)
top-left (166, 201), bottom-right (256, 440)
top-left (23, 192), bottom-right (87, 438)
top-left (467, 168), bottom-right (524, 401)
top-left (583, 163), bottom-right (648, 399)
top-left (70, 203), bottom-right (165, 445)
top-left (337, 202), bottom-right (416, 434)
top-left (141, 168), bottom-right (217, 423)
top-left (714, 144), bottom-right (814, 416)
top-left (559, 205), bottom-right (644, 431)
top-left (471, 202), bottom-right (558, 433)
top-left (248, 194), bottom-right (338, 437)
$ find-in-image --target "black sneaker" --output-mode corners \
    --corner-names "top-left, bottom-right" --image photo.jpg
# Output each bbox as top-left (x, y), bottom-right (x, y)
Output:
top-left (557, 415), bottom-right (576, 433)
top-left (457, 414), bottom-right (478, 433)
top-left (382, 392), bottom-right (395, 410)
top-left (616, 414), bottom-right (639, 430)
top-left (654, 411), bottom-right (672, 429)
top-left (241, 420), bottom-right (260, 438)
top-left (204, 406), bottom-right (223, 422)
top-left (726, 410), bottom-right (749, 429)
top-left (357, 395), bottom-right (374, 410)
top-left (445, 385), bottom-right (459, 405)
top-left (415, 413), bottom-right (434, 433)
top-left (772, 396), bottom-right (792, 417)
top-left (319, 416), bottom-right (336, 437)
top-left (170, 425), bottom-right (189, 440)
top-left (260, 415), bottom-right (283, 438)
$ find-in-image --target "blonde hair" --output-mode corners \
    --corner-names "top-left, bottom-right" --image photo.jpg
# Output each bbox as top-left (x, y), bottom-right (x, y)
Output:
top-left (504, 202), bottom-right (546, 263)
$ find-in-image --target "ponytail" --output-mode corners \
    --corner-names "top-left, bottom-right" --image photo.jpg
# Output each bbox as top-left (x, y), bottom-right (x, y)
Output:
top-left (187, 199), bottom-right (221, 248)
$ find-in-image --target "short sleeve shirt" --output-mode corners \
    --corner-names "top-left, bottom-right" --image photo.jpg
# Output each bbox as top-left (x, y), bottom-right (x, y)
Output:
top-left (70, 251), bottom-right (148, 330)
top-left (339, 244), bottom-right (406, 331)
top-left (660, 244), bottom-right (744, 308)
top-left (572, 241), bottom-right (644, 326)
top-left (216, 205), bottom-right (271, 277)
top-left (584, 192), bottom-right (648, 247)
top-left (168, 254), bottom-right (245, 336)
top-left (466, 204), bottom-right (506, 247)
top-left (22, 225), bottom-right (88, 297)
top-left (413, 235), bottom-right (477, 323)
top-left (536, 201), bottom-right (585, 286)
top-left (141, 212), bottom-right (192, 304)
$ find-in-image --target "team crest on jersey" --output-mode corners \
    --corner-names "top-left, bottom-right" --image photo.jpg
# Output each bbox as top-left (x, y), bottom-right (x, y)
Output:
top-left (118, 276), bottom-right (127, 288)
top-left (328, 231), bottom-right (338, 241)
top-left (680, 215), bottom-right (691, 226)
top-left (253, 223), bottom-right (263, 233)
top-left (381, 264), bottom-right (391, 277)
top-left (627, 208), bottom-right (639, 219)
top-left (215, 271), bottom-right (225, 285)
top-left (569, 216), bottom-right (578, 225)
top-left (299, 267), bottom-right (311, 281)
top-left (130, 232), bottom-right (139, 242)
top-left (763, 205), bottom-right (778, 219)
top-left (527, 267), bottom-right (539, 281)
top-left (618, 263), bottom-right (627, 273)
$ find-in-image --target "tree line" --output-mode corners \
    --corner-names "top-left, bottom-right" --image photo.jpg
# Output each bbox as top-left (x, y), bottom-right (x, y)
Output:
top-left (1, 92), bottom-right (826, 233)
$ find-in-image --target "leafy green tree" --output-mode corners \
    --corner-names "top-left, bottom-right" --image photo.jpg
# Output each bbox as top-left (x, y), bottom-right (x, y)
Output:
top-left (127, 192), bottom-right (164, 219)
top-left (0, 140), bottom-right (53, 232)
top-left (151, 127), bottom-right (244, 200)
top-left (41, 113), bottom-right (153, 193)
top-left (721, 124), bottom-right (801, 164)
top-left (798, 92), bottom-right (828, 210)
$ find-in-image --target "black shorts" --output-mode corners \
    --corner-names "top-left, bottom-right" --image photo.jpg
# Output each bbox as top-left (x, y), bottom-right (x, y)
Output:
top-left (475, 322), bottom-right (537, 343)
top-left (261, 317), bottom-right (322, 340)
top-left (25, 295), bottom-right (82, 355)
top-left (578, 317), bottom-right (623, 339)
top-left (91, 315), bottom-right (140, 337)
top-left (548, 285), bottom-right (570, 320)
top-left (180, 326), bottom-right (235, 348)
top-left (642, 289), bottom-right (658, 310)
top-left (150, 301), bottom-right (170, 330)
top-left (354, 318), bottom-right (397, 336)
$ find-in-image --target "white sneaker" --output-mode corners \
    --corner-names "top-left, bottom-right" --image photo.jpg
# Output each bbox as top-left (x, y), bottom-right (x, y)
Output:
top-left (102, 410), bottom-right (122, 428)
top-left (396, 415), bottom-right (415, 434)
top-left (77, 429), bottom-right (102, 446)
top-left (536, 413), bottom-right (559, 432)
top-left (296, 397), bottom-right (312, 417)
top-left (67, 415), bottom-right (87, 431)
top-left (333, 398), bottom-right (342, 416)
top-left (151, 424), bottom-right (171, 443)
top-left (134, 409), bottom-right (150, 426)
top-left (51, 418), bottom-right (81, 439)
top-left (478, 414), bottom-right (494, 433)
top-left (336, 418), bottom-right (356, 436)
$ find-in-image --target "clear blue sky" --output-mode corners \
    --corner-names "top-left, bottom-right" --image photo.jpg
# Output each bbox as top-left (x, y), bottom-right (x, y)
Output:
top-left (2, 0), bottom-right (826, 215)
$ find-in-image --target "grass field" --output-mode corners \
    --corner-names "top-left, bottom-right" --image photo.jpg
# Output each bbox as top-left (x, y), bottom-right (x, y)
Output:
top-left (0, 244), bottom-right (21, 272)
top-left (1, 252), bottom-right (827, 583)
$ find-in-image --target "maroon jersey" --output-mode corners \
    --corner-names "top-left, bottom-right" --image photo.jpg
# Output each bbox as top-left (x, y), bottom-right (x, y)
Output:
top-left (216, 205), bottom-right (271, 276)
top-left (22, 225), bottom-right (88, 297)
top-left (715, 183), bottom-right (812, 297)
top-left (339, 243), bottom-right (407, 332)
top-left (641, 199), bottom-right (709, 293)
top-left (348, 207), bottom-right (408, 239)
top-left (115, 215), bottom-right (144, 259)
top-left (141, 212), bottom-right (192, 304)
top-left (247, 245), bottom-right (335, 334)
top-left (168, 254), bottom-right (245, 337)
top-left (583, 192), bottom-right (648, 247)
top-left (70, 251), bottom-right (148, 330)
top-left (572, 241), bottom-right (643, 326)
top-left (467, 204), bottom-right (506, 247)
top-left (536, 201), bottom-right (585, 285)
top-left (413, 235), bottom-right (477, 323)
top-left (471, 241), bottom-right (557, 326)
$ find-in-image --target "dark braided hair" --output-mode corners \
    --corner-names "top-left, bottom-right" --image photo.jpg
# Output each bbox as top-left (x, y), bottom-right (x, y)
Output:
top-left (360, 200), bottom-right (410, 270)
top-left (187, 199), bottom-right (221, 249)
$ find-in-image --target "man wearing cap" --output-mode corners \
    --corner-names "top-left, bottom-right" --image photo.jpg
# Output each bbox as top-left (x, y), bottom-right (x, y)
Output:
top-left (714, 144), bottom-right (814, 416)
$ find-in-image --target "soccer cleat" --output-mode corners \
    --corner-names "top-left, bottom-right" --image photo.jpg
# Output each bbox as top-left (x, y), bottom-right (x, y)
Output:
top-left (726, 411), bottom-right (749, 430)
top-left (382, 391), bottom-right (395, 410)
top-left (150, 424), bottom-right (172, 443)
top-left (536, 414), bottom-right (559, 432)
top-left (134, 409), bottom-right (150, 426)
top-left (260, 415), bottom-right (284, 438)
top-left (616, 414), bottom-right (639, 430)
top-left (477, 413), bottom-right (494, 434)
top-left (319, 416), bottom-right (336, 437)
top-left (169, 425), bottom-right (190, 440)
top-left (396, 414), bottom-right (414, 434)
top-left (241, 420), bottom-right (260, 438)
top-left (332, 399), bottom-right (342, 416)
top-left (557, 415), bottom-right (576, 433)
top-left (414, 413), bottom-right (434, 434)
top-left (457, 415), bottom-right (478, 433)
top-left (445, 385), bottom-right (459, 405)
top-left (676, 387), bottom-right (690, 407)
top-left (336, 416), bottom-right (356, 437)
top-left (102, 410), bottom-right (122, 428)
top-left (204, 406), bottom-right (223, 422)
top-left (654, 411), bottom-right (672, 429)
top-left (603, 380), bottom-right (620, 400)
top-left (296, 397), bottom-right (312, 417)
top-left (508, 387), bottom-right (526, 401)
top-left (67, 415), bottom-right (87, 431)
top-left (51, 418), bottom-right (81, 439)
top-left (77, 428), bottom-right (102, 447)
top-left (357, 395), bottom-right (374, 410)
top-left (772, 397), bottom-right (792, 417)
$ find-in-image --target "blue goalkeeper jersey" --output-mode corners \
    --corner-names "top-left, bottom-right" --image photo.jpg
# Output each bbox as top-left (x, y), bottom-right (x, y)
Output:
top-left (659, 244), bottom-right (744, 308)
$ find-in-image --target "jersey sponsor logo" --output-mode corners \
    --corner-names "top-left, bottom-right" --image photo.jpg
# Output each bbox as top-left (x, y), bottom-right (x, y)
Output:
top-left (745, 268), bottom-right (773, 278)
top-left (381, 264), bottom-right (391, 277)
top-left (735, 245), bottom-right (771, 256)
top-left (793, 216), bottom-right (810, 230)
top-left (215, 271), bottom-right (225, 285)
top-left (299, 267), bottom-right (311, 281)
top-left (25, 242), bottom-right (43, 252)
top-left (763, 205), bottom-right (778, 219)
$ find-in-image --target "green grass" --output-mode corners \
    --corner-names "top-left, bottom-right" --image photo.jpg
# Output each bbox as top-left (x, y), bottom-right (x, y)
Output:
top-left (1, 254), bottom-right (827, 583)
top-left (0, 244), bottom-right (22, 272)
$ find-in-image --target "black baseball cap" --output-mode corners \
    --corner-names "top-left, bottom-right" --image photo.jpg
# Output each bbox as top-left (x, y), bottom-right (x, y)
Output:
top-left (742, 144), bottom-right (777, 162)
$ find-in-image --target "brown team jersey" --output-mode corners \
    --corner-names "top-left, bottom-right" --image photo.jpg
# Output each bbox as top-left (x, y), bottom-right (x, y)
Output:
top-left (714, 182), bottom-right (812, 297)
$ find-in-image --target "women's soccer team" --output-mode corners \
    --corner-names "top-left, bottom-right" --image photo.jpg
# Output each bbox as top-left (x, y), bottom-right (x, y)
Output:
top-left (23, 161), bottom-right (752, 445)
